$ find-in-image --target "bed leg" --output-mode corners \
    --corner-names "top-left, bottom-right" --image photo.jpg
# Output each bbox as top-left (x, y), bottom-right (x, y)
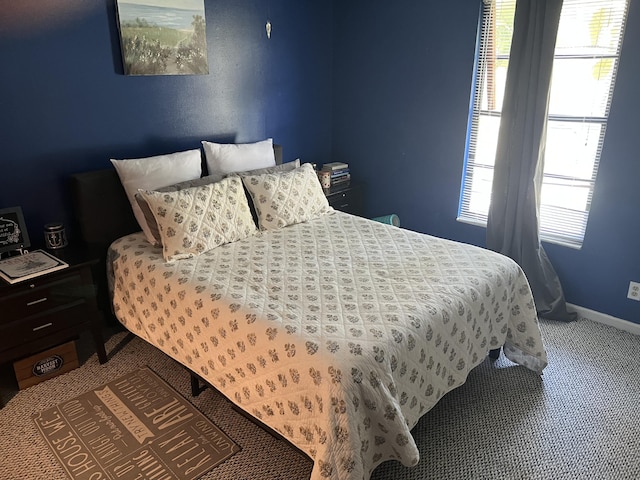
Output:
top-left (489, 348), bottom-right (501, 360)
top-left (190, 372), bottom-right (208, 397)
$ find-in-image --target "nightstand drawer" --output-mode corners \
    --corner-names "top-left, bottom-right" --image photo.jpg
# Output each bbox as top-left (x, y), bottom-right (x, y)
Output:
top-left (0, 272), bottom-right (85, 323)
top-left (325, 184), bottom-right (363, 216)
top-left (0, 302), bottom-right (87, 349)
top-left (327, 190), bottom-right (352, 209)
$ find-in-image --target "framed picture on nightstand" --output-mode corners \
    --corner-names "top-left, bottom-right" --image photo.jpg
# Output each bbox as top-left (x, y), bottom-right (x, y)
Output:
top-left (0, 206), bottom-right (30, 256)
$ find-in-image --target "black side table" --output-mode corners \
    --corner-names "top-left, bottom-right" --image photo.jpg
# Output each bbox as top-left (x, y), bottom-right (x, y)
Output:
top-left (0, 245), bottom-right (108, 404)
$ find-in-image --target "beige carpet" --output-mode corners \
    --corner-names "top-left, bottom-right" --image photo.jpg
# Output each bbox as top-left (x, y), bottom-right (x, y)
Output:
top-left (1, 317), bottom-right (639, 480)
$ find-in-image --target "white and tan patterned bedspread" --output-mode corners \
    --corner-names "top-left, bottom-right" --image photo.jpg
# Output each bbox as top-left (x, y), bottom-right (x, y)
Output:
top-left (109, 212), bottom-right (547, 480)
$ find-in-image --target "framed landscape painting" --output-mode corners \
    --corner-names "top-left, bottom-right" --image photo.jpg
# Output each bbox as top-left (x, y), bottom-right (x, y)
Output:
top-left (116, 0), bottom-right (209, 76)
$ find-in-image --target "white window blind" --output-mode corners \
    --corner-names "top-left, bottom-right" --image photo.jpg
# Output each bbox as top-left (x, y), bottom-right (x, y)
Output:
top-left (458, 0), bottom-right (629, 248)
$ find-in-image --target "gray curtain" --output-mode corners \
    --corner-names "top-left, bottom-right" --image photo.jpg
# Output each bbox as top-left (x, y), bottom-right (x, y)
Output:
top-left (486, 0), bottom-right (576, 322)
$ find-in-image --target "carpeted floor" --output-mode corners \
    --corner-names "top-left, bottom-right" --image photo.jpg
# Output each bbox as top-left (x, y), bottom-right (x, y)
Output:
top-left (1, 316), bottom-right (639, 480)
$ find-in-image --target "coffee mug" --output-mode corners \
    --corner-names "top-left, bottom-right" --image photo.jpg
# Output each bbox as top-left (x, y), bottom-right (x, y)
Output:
top-left (318, 171), bottom-right (331, 189)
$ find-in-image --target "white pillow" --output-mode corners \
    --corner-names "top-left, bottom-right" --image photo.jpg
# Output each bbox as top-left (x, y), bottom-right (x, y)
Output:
top-left (202, 138), bottom-right (275, 177)
top-left (137, 177), bottom-right (257, 262)
top-left (111, 149), bottom-right (202, 245)
top-left (241, 162), bottom-right (332, 231)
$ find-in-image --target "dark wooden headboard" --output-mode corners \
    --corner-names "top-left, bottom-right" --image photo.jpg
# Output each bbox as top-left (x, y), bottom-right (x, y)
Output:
top-left (70, 168), bottom-right (139, 252)
top-left (69, 144), bottom-right (283, 316)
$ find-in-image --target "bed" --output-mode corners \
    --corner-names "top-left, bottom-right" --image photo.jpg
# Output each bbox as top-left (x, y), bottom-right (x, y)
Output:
top-left (70, 142), bottom-right (547, 480)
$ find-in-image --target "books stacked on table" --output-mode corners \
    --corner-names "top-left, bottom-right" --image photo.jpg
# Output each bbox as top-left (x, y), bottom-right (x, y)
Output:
top-left (321, 162), bottom-right (350, 187)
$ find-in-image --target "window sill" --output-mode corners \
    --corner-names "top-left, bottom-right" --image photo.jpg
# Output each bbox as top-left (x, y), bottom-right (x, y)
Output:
top-left (456, 216), bottom-right (583, 250)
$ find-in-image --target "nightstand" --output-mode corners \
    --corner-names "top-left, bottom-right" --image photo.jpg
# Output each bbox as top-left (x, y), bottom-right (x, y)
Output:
top-left (0, 246), bottom-right (107, 402)
top-left (324, 183), bottom-right (364, 216)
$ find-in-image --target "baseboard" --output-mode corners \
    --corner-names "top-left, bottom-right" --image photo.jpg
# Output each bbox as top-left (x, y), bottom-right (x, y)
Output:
top-left (567, 303), bottom-right (640, 336)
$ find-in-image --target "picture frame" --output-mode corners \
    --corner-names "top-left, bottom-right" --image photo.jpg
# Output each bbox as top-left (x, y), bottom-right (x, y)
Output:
top-left (115, 0), bottom-right (209, 76)
top-left (0, 249), bottom-right (68, 284)
top-left (0, 206), bottom-right (31, 255)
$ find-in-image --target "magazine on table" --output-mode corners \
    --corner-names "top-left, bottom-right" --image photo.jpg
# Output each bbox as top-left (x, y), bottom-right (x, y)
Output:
top-left (0, 249), bottom-right (68, 284)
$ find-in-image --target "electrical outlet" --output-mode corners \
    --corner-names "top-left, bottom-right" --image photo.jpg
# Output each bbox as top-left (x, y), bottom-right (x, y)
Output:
top-left (627, 281), bottom-right (640, 301)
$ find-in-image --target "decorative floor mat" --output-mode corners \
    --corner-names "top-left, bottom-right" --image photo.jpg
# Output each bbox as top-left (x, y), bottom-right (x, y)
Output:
top-left (33, 366), bottom-right (240, 480)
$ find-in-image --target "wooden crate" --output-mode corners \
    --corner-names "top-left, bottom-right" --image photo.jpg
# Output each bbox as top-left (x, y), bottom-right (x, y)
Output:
top-left (13, 341), bottom-right (79, 390)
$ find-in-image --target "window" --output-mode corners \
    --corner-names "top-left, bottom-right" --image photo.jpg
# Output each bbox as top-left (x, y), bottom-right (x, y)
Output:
top-left (458, 0), bottom-right (629, 248)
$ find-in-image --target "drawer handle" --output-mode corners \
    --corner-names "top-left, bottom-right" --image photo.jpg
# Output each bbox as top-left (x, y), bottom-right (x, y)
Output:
top-left (33, 322), bottom-right (53, 332)
top-left (27, 297), bottom-right (48, 306)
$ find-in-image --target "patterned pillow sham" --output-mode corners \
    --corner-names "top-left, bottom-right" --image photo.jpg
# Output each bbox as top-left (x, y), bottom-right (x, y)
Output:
top-left (241, 162), bottom-right (332, 231)
top-left (230, 159), bottom-right (302, 225)
top-left (134, 173), bottom-right (226, 247)
top-left (137, 176), bottom-right (257, 262)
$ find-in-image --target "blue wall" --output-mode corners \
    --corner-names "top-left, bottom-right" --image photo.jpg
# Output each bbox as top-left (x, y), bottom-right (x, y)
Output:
top-left (0, 0), bottom-right (333, 243)
top-left (333, 0), bottom-right (640, 325)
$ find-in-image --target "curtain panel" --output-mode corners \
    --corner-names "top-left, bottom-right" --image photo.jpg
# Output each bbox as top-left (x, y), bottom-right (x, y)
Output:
top-left (486, 0), bottom-right (576, 322)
